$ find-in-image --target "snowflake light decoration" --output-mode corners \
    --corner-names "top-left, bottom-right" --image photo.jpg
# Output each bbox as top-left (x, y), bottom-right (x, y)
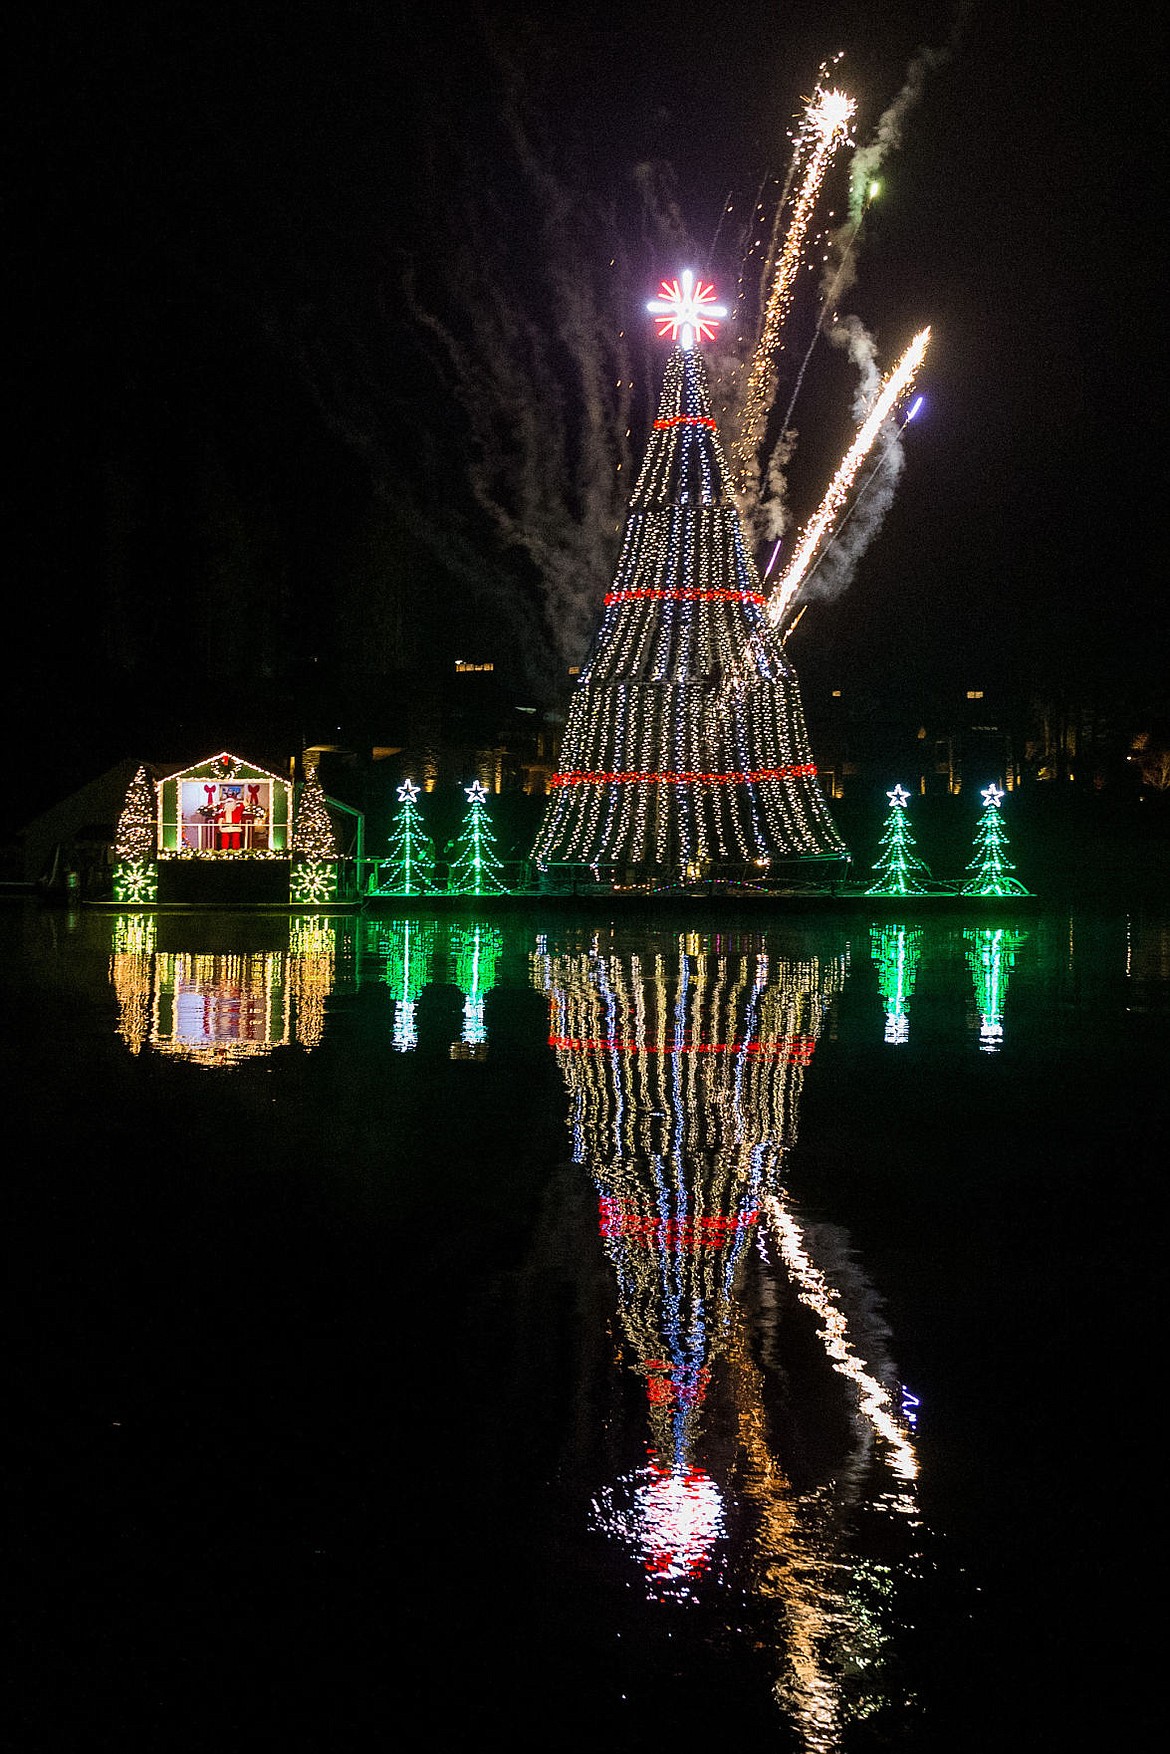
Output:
top-left (291, 861), bottom-right (337, 906)
top-left (646, 269), bottom-right (727, 349)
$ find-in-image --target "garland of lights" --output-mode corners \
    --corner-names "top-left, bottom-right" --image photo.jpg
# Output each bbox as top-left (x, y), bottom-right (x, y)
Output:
top-left (531, 291), bottom-right (844, 878)
top-left (960, 785), bottom-right (1029, 896)
top-left (866, 785), bottom-right (932, 896)
top-left (448, 781), bottom-right (510, 895)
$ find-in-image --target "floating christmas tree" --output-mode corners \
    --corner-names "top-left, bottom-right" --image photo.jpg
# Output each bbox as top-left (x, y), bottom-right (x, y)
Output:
top-left (866, 785), bottom-right (932, 896)
top-left (870, 921), bottom-right (923, 1044)
top-left (961, 784), bottom-right (1029, 896)
top-left (112, 765), bottom-right (158, 903)
top-left (531, 271), bottom-right (845, 880)
top-left (448, 781), bottom-right (510, 896)
top-left (374, 779), bottom-right (437, 895)
top-left (290, 765), bottom-right (338, 904)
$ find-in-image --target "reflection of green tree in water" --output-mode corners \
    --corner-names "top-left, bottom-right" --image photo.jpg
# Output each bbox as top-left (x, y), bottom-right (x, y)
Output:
top-left (376, 918), bottom-right (437, 1052)
top-left (451, 923), bottom-right (502, 1050)
top-left (965, 926), bottom-right (1028, 1052)
top-left (533, 933), bottom-right (921, 1749)
top-left (871, 922), bottom-right (923, 1044)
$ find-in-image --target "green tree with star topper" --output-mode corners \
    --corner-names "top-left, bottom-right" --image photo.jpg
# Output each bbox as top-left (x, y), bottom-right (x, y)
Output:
top-left (447, 781), bottom-right (510, 895)
top-left (866, 785), bottom-right (932, 896)
top-left (374, 779), bottom-right (437, 895)
top-left (960, 784), bottom-right (1029, 896)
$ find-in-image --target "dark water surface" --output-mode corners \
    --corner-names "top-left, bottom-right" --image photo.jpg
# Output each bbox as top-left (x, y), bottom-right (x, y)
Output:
top-left (8, 900), bottom-right (1166, 1748)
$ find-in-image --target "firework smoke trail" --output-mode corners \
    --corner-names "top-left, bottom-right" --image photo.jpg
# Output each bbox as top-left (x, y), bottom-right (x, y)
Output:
top-left (766, 327), bottom-right (930, 628)
top-left (848, 9), bottom-right (969, 225)
top-left (729, 88), bottom-right (855, 506)
top-left (404, 105), bottom-right (656, 680)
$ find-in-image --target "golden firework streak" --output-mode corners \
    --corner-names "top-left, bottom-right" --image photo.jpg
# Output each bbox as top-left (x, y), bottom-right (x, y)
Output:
top-left (766, 326), bottom-right (931, 628)
top-left (733, 89), bottom-right (855, 494)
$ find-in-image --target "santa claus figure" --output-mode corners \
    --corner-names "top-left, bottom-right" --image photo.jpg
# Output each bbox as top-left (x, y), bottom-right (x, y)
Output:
top-left (217, 790), bottom-right (245, 851)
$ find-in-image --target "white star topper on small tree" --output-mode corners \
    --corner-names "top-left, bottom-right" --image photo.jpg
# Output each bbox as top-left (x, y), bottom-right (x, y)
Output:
top-left (980, 783), bottom-right (1005, 808)
top-left (646, 269), bottom-right (727, 349)
top-left (887, 784), bottom-right (911, 808)
top-left (464, 780), bottom-right (489, 804)
top-left (396, 779), bottom-right (420, 803)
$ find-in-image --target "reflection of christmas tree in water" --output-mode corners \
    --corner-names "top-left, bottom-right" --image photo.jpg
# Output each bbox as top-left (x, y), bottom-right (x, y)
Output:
top-left (375, 918), bottom-right (437, 1052)
top-left (533, 933), bottom-right (920, 1747)
top-left (965, 926), bottom-right (1028, 1052)
top-left (109, 918), bottom-right (343, 1064)
top-left (871, 922), bottom-right (923, 1044)
top-left (450, 923), bottom-right (502, 1058)
top-left (110, 912), bottom-right (157, 1054)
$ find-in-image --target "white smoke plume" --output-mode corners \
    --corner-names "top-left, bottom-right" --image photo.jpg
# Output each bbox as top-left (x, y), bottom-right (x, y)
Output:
top-left (848, 10), bottom-right (968, 224)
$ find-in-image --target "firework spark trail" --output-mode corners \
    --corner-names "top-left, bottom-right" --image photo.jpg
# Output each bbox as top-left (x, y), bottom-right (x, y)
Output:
top-left (766, 326), bottom-right (930, 628)
top-left (730, 88), bottom-right (855, 504)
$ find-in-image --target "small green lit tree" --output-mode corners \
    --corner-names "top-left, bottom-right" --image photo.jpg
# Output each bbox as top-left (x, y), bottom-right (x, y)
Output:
top-left (866, 785), bottom-right (932, 896)
top-left (374, 779), bottom-right (437, 895)
top-left (291, 765), bottom-right (338, 904)
top-left (960, 784), bottom-right (1029, 897)
top-left (447, 781), bottom-right (510, 896)
top-left (112, 764), bottom-right (158, 903)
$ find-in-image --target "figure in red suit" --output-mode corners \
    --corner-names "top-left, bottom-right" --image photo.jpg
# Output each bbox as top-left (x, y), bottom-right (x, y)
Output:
top-left (217, 792), bottom-right (245, 851)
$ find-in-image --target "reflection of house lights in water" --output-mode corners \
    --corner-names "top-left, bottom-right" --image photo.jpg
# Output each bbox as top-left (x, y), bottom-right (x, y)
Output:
top-left (590, 1453), bottom-right (726, 1601)
top-left (110, 924), bottom-right (339, 1065)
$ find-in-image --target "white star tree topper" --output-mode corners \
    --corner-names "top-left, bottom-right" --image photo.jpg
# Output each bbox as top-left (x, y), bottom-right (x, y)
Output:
top-left (887, 784), bottom-right (911, 808)
top-left (646, 269), bottom-right (727, 349)
top-left (396, 779), bottom-right (420, 803)
top-left (464, 780), bottom-right (489, 804)
top-left (981, 784), bottom-right (1005, 808)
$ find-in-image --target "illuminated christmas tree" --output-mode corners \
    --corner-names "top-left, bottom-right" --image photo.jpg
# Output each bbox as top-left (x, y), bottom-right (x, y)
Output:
top-left (531, 271), bottom-right (845, 880)
top-left (866, 785), bottom-right (931, 896)
top-left (961, 784), bottom-right (1029, 896)
top-left (112, 765), bottom-right (158, 903)
top-left (447, 781), bottom-right (509, 895)
top-left (290, 765), bottom-right (338, 904)
top-left (373, 779), bottom-right (436, 895)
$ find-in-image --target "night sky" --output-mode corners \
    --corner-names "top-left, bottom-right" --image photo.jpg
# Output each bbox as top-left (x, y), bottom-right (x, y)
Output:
top-left (5, 1), bottom-right (1161, 820)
